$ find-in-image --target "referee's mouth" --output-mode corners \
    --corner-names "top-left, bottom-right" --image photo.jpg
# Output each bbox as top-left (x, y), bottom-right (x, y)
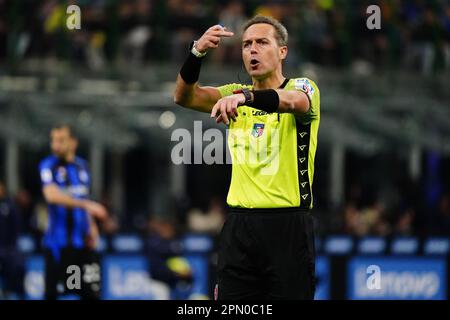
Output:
top-left (250, 58), bottom-right (260, 70)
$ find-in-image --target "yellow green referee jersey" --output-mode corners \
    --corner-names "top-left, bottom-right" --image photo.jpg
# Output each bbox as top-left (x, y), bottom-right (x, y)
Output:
top-left (218, 78), bottom-right (320, 209)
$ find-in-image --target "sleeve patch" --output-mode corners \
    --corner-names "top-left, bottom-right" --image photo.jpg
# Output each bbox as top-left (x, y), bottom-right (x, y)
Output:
top-left (294, 78), bottom-right (314, 99)
top-left (40, 168), bottom-right (53, 184)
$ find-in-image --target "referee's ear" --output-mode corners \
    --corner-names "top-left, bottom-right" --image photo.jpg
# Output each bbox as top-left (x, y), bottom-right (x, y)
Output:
top-left (279, 46), bottom-right (288, 61)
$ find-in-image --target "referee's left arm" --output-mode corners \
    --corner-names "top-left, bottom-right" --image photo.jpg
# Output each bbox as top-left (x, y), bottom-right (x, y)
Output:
top-left (211, 89), bottom-right (311, 124)
top-left (272, 89), bottom-right (310, 115)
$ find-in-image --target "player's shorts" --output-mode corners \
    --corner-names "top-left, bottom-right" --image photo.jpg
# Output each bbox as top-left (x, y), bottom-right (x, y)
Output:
top-left (44, 247), bottom-right (101, 300)
top-left (216, 207), bottom-right (316, 300)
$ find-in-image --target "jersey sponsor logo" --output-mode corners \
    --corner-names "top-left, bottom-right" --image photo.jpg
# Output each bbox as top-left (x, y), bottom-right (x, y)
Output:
top-left (294, 78), bottom-right (314, 99)
top-left (252, 110), bottom-right (269, 116)
top-left (251, 123), bottom-right (265, 138)
top-left (67, 185), bottom-right (89, 197)
top-left (56, 167), bottom-right (67, 183)
top-left (40, 168), bottom-right (53, 183)
top-left (60, 185), bottom-right (89, 197)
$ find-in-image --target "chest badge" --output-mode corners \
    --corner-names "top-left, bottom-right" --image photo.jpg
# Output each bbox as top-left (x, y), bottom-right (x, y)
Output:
top-left (251, 123), bottom-right (265, 138)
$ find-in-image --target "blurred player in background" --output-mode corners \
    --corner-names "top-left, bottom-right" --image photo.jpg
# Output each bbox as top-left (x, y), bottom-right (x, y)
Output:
top-left (39, 125), bottom-right (108, 300)
top-left (174, 16), bottom-right (320, 299)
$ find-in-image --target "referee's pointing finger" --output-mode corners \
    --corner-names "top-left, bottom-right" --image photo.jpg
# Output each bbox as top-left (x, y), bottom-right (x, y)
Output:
top-left (220, 31), bottom-right (234, 37)
top-left (209, 25), bottom-right (234, 37)
top-left (210, 30), bottom-right (234, 38)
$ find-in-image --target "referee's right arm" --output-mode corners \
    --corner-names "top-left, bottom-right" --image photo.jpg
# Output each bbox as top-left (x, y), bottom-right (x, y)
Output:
top-left (174, 25), bottom-right (233, 113)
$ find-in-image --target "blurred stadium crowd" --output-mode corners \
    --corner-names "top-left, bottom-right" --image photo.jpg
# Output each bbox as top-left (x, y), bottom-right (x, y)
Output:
top-left (1, 0), bottom-right (449, 74)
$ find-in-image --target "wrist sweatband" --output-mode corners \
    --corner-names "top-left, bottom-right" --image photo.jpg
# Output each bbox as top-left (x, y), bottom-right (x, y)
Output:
top-left (249, 89), bottom-right (279, 113)
top-left (179, 52), bottom-right (204, 84)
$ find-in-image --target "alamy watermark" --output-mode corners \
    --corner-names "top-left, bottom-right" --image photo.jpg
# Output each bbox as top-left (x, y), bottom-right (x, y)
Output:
top-left (366, 5), bottom-right (381, 30)
top-left (66, 263), bottom-right (100, 290)
top-left (66, 5), bottom-right (81, 30)
top-left (170, 121), bottom-right (281, 175)
top-left (65, 4), bottom-right (380, 31)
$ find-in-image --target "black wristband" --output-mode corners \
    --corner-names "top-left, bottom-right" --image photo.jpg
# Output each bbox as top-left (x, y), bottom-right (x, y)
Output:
top-left (248, 89), bottom-right (279, 113)
top-left (179, 52), bottom-right (204, 84)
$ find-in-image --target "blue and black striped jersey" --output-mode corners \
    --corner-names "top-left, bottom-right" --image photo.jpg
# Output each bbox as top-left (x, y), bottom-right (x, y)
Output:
top-left (39, 155), bottom-right (91, 258)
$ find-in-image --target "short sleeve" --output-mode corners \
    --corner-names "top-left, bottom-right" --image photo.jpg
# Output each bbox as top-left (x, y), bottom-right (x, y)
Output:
top-left (293, 78), bottom-right (320, 119)
top-left (217, 83), bottom-right (250, 98)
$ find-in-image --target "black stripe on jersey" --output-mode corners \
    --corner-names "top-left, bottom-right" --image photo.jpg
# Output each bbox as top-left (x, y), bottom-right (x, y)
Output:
top-left (295, 120), bottom-right (312, 209)
top-left (55, 159), bottom-right (74, 247)
top-left (49, 160), bottom-right (61, 244)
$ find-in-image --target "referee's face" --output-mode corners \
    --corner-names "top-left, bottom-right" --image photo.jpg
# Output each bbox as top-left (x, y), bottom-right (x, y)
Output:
top-left (50, 127), bottom-right (71, 160)
top-left (242, 23), bottom-right (287, 80)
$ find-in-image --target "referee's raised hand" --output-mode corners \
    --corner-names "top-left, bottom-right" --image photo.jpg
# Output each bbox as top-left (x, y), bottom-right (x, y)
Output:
top-left (195, 25), bottom-right (234, 53)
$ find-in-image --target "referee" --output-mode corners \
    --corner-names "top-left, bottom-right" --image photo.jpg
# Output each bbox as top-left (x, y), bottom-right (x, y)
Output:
top-left (174, 15), bottom-right (320, 300)
top-left (39, 125), bottom-right (107, 299)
